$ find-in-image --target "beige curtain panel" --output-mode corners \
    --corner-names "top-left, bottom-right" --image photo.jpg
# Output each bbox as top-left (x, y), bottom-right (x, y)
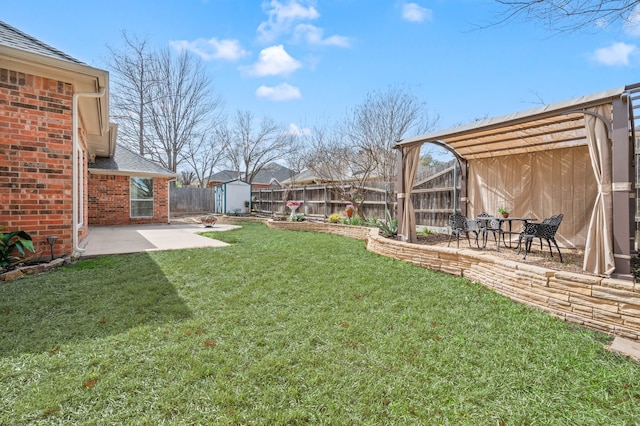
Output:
top-left (398, 144), bottom-right (421, 242)
top-left (466, 145), bottom-right (596, 249)
top-left (583, 105), bottom-right (615, 275)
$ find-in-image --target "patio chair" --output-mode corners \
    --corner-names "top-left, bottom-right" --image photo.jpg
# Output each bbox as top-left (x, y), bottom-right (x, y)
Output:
top-left (517, 214), bottom-right (564, 262)
top-left (448, 212), bottom-right (477, 248)
top-left (476, 212), bottom-right (500, 249)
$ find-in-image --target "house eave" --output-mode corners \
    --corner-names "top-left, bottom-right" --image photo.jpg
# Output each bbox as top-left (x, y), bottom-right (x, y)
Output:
top-left (0, 44), bottom-right (112, 158)
top-left (88, 168), bottom-right (178, 179)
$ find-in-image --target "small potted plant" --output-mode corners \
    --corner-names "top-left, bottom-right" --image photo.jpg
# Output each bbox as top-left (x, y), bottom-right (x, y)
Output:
top-left (498, 206), bottom-right (509, 218)
top-left (345, 204), bottom-right (355, 218)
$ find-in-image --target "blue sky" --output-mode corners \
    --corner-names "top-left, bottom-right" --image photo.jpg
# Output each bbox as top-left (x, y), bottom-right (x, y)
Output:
top-left (2, 0), bottom-right (640, 136)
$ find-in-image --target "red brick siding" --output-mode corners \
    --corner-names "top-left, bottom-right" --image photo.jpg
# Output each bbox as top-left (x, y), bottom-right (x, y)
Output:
top-left (88, 174), bottom-right (170, 225)
top-left (0, 68), bottom-right (82, 258)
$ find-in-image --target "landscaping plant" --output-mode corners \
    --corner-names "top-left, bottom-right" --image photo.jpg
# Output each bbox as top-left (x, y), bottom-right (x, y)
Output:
top-left (343, 215), bottom-right (362, 226)
top-left (373, 209), bottom-right (398, 237)
top-left (288, 214), bottom-right (305, 222)
top-left (327, 213), bottom-right (342, 223)
top-left (0, 227), bottom-right (34, 267)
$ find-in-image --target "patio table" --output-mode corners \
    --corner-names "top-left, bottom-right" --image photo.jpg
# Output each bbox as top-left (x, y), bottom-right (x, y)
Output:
top-left (495, 217), bottom-right (535, 251)
top-left (476, 216), bottom-right (534, 251)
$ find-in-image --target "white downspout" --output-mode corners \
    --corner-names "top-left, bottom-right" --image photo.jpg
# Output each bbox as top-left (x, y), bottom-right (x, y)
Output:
top-left (168, 178), bottom-right (177, 224)
top-left (72, 89), bottom-right (106, 254)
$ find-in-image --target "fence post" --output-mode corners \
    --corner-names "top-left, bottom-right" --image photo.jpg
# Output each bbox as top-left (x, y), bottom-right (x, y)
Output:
top-left (301, 186), bottom-right (305, 215)
top-left (323, 185), bottom-right (328, 218)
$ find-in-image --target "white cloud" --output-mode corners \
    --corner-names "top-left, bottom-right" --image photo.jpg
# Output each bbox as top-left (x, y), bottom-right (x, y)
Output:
top-left (258, 0), bottom-right (320, 42)
top-left (241, 45), bottom-right (302, 77)
top-left (284, 123), bottom-right (311, 136)
top-left (169, 38), bottom-right (249, 61)
top-left (256, 83), bottom-right (302, 101)
top-left (293, 24), bottom-right (351, 47)
top-left (624, 5), bottom-right (640, 37)
top-left (402, 2), bottom-right (433, 23)
top-left (592, 42), bottom-right (637, 66)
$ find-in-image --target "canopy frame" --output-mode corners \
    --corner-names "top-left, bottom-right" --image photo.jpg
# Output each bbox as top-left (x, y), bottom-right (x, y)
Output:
top-left (395, 84), bottom-right (639, 279)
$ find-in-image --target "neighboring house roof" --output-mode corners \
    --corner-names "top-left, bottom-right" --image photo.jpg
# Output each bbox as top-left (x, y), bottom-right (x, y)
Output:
top-left (88, 145), bottom-right (177, 178)
top-left (207, 170), bottom-right (242, 182)
top-left (252, 163), bottom-right (294, 185)
top-left (0, 21), bottom-right (84, 64)
top-left (207, 164), bottom-right (294, 186)
top-left (282, 169), bottom-right (321, 185)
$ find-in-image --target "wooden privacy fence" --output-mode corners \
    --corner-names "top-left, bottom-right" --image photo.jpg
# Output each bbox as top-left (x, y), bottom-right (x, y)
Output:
top-left (252, 184), bottom-right (395, 221)
top-left (252, 164), bottom-right (458, 227)
top-left (411, 165), bottom-right (457, 228)
top-left (168, 165), bottom-right (459, 227)
top-left (170, 186), bottom-right (215, 214)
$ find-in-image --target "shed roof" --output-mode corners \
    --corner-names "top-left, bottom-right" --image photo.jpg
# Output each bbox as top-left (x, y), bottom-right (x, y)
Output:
top-left (397, 84), bottom-right (640, 160)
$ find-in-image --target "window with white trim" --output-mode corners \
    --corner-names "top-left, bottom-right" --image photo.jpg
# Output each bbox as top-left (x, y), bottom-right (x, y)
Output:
top-left (130, 177), bottom-right (154, 218)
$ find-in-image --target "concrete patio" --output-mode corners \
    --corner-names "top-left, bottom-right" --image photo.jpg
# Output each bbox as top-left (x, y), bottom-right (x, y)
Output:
top-left (80, 223), bottom-right (240, 257)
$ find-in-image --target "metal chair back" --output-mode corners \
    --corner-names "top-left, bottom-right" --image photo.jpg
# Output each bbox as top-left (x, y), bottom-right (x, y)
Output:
top-left (518, 213), bottom-right (564, 262)
top-left (448, 212), bottom-right (474, 248)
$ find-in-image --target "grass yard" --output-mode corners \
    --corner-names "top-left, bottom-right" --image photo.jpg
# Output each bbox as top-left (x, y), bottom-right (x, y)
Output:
top-left (1, 221), bottom-right (640, 424)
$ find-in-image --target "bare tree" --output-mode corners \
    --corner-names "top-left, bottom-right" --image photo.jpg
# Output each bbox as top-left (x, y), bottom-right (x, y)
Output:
top-left (281, 147), bottom-right (307, 186)
top-left (107, 32), bottom-right (156, 156)
top-left (183, 132), bottom-right (226, 188)
top-left (304, 125), bottom-right (377, 219)
top-left (280, 126), bottom-right (310, 186)
top-left (220, 110), bottom-right (297, 183)
top-left (345, 86), bottom-right (438, 194)
top-left (108, 34), bottom-right (223, 172)
top-left (145, 48), bottom-right (222, 172)
top-left (491, 0), bottom-right (640, 32)
top-left (179, 170), bottom-right (195, 187)
top-left (307, 86), bottom-right (438, 219)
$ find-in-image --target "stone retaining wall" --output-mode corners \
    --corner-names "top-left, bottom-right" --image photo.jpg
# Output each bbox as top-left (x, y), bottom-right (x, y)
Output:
top-left (267, 220), bottom-right (640, 340)
top-left (267, 220), bottom-right (372, 240)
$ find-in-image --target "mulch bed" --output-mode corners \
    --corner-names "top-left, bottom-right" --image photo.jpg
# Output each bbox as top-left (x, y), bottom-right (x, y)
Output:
top-left (401, 233), bottom-right (591, 277)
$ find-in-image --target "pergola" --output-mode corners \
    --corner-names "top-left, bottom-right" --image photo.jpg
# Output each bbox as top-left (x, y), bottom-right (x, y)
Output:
top-left (395, 83), bottom-right (640, 279)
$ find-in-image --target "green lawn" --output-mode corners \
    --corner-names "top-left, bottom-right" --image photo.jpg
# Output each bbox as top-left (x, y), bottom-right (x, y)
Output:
top-left (1, 222), bottom-right (639, 425)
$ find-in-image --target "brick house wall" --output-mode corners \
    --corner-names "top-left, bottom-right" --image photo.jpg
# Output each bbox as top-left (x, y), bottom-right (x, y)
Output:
top-left (88, 174), bottom-right (170, 225)
top-left (0, 67), bottom-right (85, 258)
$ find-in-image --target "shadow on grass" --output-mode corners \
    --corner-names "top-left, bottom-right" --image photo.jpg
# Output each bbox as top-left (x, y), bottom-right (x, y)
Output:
top-left (0, 253), bottom-right (192, 357)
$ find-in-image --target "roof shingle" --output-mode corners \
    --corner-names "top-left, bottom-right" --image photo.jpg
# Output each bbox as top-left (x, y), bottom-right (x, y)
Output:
top-left (89, 145), bottom-right (177, 177)
top-left (0, 20), bottom-right (84, 64)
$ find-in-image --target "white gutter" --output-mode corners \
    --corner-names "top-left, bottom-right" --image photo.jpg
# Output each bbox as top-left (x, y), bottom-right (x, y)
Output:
top-left (72, 89), bottom-right (106, 254)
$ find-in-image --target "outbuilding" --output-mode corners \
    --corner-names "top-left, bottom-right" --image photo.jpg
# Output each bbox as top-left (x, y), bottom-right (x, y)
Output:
top-left (214, 179), bottom-right (252, 215)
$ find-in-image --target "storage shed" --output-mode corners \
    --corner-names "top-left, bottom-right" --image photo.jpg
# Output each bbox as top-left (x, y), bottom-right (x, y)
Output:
top-left (214, 179), bottom-right (252, 214)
